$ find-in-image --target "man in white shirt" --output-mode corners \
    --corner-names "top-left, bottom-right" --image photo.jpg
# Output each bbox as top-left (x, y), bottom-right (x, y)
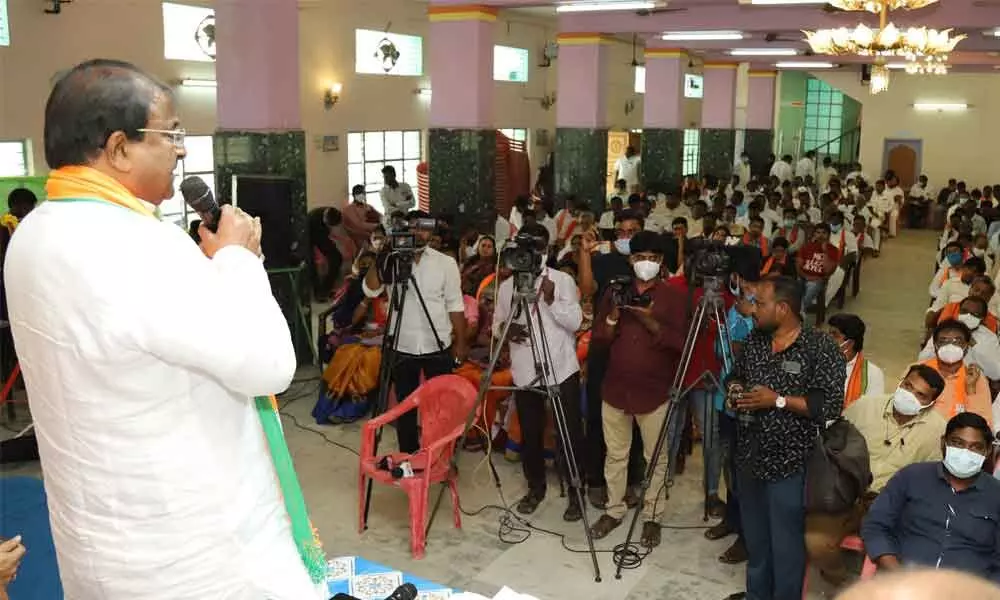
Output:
top-left (826, 314), bottom-right (885, 405)
top-left (494, 223), bottom-right (586, 521)
top-left (733, 152), bottom-right (751, 192)
top-left (825, 211), bottom-right (859, 306)
top-left (886, 178), bottom-right (905, 238)
top-left (6, 59), bottom-right (324, 599)
top-left (379, 165), bottom-right (415, 224)
top-left (928, 256), bottom-right (987, 310)
top-left (795, 150), bottom-right (816, 181)
top-left (769, 154), bottom-right (794, 185)
top-left (871, 180), bottom-right (894, 238)
top-left (614, 146), bottom-right (641, 191)
top-left (908, 174), bottom-right (932, 229)
top-left (817, 156), bottom-right (838, 193)
top-left (364, 213), bottom-right (468, 453)
top-left (845, 163), bottom-right (868, 186)
top-left (919, 296), bottom-right (1000, 381)
top-left (649, 192), bottom-right (692, 234)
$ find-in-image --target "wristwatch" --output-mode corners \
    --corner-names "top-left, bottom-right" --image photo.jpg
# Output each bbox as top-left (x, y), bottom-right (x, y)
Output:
top-left (775, 395), bottom-right (787, 409)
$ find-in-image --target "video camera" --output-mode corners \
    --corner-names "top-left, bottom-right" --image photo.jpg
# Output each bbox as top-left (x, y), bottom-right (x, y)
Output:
top-left (608, 275), bottom-right (652, 308)
top-left (501, 230), bottom-right (548, 294)
top-left (387, 215), bottom-right (437, 255)
top-left (684, 238), bottom-right (762, 282)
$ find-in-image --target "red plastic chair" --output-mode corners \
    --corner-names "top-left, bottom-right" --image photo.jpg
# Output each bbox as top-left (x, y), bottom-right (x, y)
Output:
top-left (358, 374), bottom-right (479, 559)
top-left (802, 534), bottom-right (877, 598)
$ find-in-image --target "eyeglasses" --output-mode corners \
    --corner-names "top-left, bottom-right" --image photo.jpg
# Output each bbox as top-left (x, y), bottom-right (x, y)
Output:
top-left (138, 128), bottom-right (186, 149)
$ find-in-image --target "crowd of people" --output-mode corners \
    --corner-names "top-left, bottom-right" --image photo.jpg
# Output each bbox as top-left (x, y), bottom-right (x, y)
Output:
top-left (304, 150), bottom-right (1000, 598)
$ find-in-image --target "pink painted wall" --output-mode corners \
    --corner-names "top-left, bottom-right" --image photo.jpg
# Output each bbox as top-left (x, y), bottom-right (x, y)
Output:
top-left (556, 44), bottom-right (608, 128)
top-left (215, 0), bottom-right (301, 130)
top-left (701, 67), bottom-right (737, 129)
top-left (747, 75), bottom-right (776, 130)
top-left (429, 19), bottom-right (494, 129)
top-left (643, 56), bottom-right (684, 129)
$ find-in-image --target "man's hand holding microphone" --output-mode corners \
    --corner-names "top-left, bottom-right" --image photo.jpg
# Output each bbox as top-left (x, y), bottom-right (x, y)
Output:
top-left (180, 176), bottom-right (262, 259)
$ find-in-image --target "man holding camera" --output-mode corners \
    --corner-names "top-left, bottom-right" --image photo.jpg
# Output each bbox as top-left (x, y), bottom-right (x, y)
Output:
top-left (363, 211), bottom-right (467, 453)
top-left (493, 223), bottom-right (586, 521)
top-left (588, 231), bottom-right (687, 548)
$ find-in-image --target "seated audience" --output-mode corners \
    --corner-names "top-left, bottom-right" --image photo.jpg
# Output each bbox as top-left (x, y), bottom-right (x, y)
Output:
top-left (760, 237), bottom-right (798, 277)
top-left (928, 256), bottom-right (987, 313)
top-left (827, 314), bottom-right (885, 408)
top-left (920, 320), bottom-right (993, 429)
top-left (862, 413), bottom-right (1000, 582)
top-left (797, 222), bottom-right (840, 317)
top-left (460, 235), bottom-right (496, 297)
top-left (920, 297), bottom-right (1000, 382)
top-left (927, 275), bottom-right (997, 333)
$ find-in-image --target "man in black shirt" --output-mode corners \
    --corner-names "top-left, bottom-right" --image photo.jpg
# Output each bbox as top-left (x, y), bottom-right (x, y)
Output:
top-left (725, 276), bottom-right (845, 600)
top-left (578, 209), bottom-right (646, 508)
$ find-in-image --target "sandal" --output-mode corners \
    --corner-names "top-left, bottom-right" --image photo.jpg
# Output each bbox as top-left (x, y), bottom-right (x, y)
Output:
top-left (640, 521), bottom-right (662, 548)
top-left (719, 537), bottom-right (748, 564)
top-left (704, 520), bottom-right (734, 541)
top-left (589, 514), bottom-right (622, 540)
top-left (515, 490), bottom-right (545, 515)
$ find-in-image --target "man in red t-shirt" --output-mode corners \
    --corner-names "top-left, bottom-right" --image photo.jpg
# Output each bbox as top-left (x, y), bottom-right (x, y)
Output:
top-left (796, 222), bottom-right (839, 320)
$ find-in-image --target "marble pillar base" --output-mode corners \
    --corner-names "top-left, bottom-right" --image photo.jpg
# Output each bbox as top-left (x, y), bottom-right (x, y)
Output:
top-left (641, 129), bottom-right (684, 195)
top-left (699, 129), bottom-right (737, 182)
top-left (743, 129), bottom-right (775, 181)
top-left (214, 130), bottom-right (312, 364)
top-left (428, 128), bottom-right (497, 228)
top-left (554, 128), bottom-right (609, 214)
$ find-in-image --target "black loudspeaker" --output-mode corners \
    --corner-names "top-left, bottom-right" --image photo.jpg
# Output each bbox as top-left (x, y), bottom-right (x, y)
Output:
top-left (232, 175), bottom-right (297, 269)
top-left (860, 64), bottom-right (872, 85)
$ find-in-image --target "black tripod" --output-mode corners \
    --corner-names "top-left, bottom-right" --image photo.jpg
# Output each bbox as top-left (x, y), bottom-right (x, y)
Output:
top-left (444, 271), bottom-right (602, 582)
top-left (360, 251), bottom-right (447, 530)
top-left (612, 275), bottom-right (734, 579)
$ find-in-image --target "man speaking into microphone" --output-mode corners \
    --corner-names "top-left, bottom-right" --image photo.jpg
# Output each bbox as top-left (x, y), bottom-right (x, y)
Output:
top-left (4, 59), bottom-right (323, 598)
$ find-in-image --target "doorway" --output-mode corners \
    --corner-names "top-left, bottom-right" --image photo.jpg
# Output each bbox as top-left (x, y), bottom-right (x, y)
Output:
top-left (882, 138), bottom-right (922, 188)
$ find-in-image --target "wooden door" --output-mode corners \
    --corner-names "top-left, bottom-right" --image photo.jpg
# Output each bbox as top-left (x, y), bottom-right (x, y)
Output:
top-left (883, 139), bottom-right (921, 188)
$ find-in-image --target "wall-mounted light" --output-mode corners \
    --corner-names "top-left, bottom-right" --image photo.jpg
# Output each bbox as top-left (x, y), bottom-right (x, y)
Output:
top-left (180, 78), bottom-right (217, 88)
top-left (415, 87), bottom-right (432, 98)
top-left (323, 82), bottom-right (343, 110)
top-left (913, 102), bottom-right (969, 112)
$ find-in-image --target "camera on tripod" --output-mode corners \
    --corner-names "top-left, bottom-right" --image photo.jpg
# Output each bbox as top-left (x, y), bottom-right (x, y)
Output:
top-left (388, 216), bottom-right (437, 256)
top-left (607, 275), bottom-right (652, 308)
top-left (501, 230), bottom-right (548, 294)
top-left (685, 238), bottom-right (762, 281)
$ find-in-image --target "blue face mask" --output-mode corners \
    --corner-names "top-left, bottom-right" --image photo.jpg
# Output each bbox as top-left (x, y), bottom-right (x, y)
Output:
top-left (830, 223), bottom-right (842, 234)
top-left (946, 252), bottom-right (963, 267)
top-left (736, 204), bottom-right (749, 217)
top-left (614, 238), bottom-right (632, 255)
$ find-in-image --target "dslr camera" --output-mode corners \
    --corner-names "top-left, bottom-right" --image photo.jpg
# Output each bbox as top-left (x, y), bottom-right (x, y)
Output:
top-left (608, 275), bottom-right (652, 308)
top-left (501, 230), bottom-right (547, 294)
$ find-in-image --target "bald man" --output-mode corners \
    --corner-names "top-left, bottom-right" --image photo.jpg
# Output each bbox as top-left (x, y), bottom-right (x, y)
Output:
top-left (836, 569), bottom-right (1000, 600)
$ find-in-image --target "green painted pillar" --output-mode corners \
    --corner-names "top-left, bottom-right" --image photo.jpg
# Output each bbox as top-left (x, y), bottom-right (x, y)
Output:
top-left (641, 128), bottom-right (684, 194)
top-left (428, 129), bottom-right (497, 227)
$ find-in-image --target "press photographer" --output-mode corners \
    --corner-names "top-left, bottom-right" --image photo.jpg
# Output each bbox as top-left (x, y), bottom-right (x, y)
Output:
top-left (363, 211), bottom-right (467, 454)
top-left (493, 223), bottom-right (586, 521)
top-left (588, 231), bottom-right (687, 548)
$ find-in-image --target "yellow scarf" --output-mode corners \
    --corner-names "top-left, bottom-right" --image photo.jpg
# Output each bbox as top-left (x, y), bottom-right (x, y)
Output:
top-left (45, 165), bottom-right (157, 219)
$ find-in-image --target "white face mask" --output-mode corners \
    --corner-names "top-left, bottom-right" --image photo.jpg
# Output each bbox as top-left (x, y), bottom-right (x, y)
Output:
top-left (353, 194), bottom-right (366, 204)
top-left (958, 313), bottom-right (982, 331)
top-left (936, 343), bottom-right (966, 365)
top-left (892, 387), bottom-right (929, 416)
top-left (614, 238), bottom-right (632, 255)
top-left (973, 248), bottom-right (986, 257)
top-left (633, 260), bottom-right (661, 282)
top-left (943, 445), bottom-right (986, 479)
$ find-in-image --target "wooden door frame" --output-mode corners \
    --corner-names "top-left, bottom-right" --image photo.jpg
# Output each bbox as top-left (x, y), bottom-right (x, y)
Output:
top-left (882, 138), bottom-right (923, 182)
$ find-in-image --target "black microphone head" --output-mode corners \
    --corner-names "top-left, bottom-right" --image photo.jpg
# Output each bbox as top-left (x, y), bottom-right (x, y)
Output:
top-left (385, 583), bottom-right (418, 600)
top-left (180, 176), bottom-right (220, 231)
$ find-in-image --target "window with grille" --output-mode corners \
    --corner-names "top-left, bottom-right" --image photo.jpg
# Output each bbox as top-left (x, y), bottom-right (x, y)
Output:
top-left (499, 128), bottom-right (527, 143)
top-left (494, 46), bottom-right (529, 82)
top-left (347, 130), bottom-right (422, 215)
top-left (0, 140), bottom-right (29, 177)
top-left (803, 78), bottom-right (844, 156)
top-left (161, 135), bottom-right (215, 228)
top-left (682, 129), bottom-right (700, 177)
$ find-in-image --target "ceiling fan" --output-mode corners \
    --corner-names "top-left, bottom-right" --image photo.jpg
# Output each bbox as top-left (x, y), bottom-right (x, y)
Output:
top-left (628, 34), bottom-right (644, 67)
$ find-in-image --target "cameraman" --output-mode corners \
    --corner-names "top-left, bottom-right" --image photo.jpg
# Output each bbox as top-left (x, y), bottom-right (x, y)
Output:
top-left (493, 223), bottom-right (586, 521)
top-left (363, 211), bottom-right (468, 454)
top-left (588, 231), bottom-right (687, 548)
top-left (578, 209), bottom-right (648, 508)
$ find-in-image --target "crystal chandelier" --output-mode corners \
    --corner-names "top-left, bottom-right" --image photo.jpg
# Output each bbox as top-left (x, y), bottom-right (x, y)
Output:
top-left (905, 55), bottom-right (949, 75)
top-left (828, 0), bottom-right (939, 12)
top-left (869, 62), bottom-right (890, 94)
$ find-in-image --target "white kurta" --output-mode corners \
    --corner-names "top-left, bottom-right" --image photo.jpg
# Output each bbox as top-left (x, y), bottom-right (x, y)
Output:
top-left (5, 200), bottom-right (321, 599)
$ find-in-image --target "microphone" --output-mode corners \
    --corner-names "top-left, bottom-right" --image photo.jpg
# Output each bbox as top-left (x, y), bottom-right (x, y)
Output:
top-left (180, 176), bottom-right (221, 233)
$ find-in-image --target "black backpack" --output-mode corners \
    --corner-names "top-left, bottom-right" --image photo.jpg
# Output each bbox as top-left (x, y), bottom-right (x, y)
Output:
top-left (806, 417), bottom-right (873, 514)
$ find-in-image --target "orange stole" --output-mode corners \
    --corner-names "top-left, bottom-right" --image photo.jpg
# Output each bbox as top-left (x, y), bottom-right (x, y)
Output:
top-left (938, 303), bottom-right (999, 333)
top-left (843, 354), bottom-right (867, 410)
top-left (743, 233), bottom-right (768, 255)
top-left (921, 358), bottom-right (967, 419)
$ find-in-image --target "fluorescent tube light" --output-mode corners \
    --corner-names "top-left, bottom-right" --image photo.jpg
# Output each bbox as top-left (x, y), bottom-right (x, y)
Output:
top-left (775, 61), bottom-right (837, 68)
top-left (180, 79), bottom-right (217, 88)
top-left (729, 48), bottom-right (799, 56)
top-left (415, 88), bottom-right (432, 98)
top-left (913, 102), bottom-right (968, 111)
top-left (662, 31), bottom-right (745, 41)
top-left (556, 1), bottom-right (656, 12)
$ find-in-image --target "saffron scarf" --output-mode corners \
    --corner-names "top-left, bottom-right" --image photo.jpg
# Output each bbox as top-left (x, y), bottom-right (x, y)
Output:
top-left (922, 358), bottom-right (967, 419)
top-left (45, 166), bottom-right (327, 584)
top-left (939, 303), bottom-right (999, 333)
top-left (742, 232), bottom-right (768, 255)
top-left (843, 354), bottom-right (869, 410)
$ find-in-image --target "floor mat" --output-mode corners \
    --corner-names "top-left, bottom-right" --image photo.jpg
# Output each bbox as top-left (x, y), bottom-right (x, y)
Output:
top-left (0, 476), bottom-right (62, 600)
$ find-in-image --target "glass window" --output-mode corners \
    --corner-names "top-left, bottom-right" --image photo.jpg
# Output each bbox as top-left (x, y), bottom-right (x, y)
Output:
top-left (0, 140), bottom-right (29, 177)
top-left (165, 134), bottom-right (215, 228)
top-left (355, 29), bottom-right (423, 76)
top-left (634, 66), bottom-right (646, 95)
top-left (494, 46), bottom-right (529, 83)
top-left (0, 0), bottom-right (9, 47)
top-left (682, 129), bottom-right (700, 177)
top-left (499, 128), bottom-right (528, 143)
top-left (162, 2), bottom-right (216, 62)
top-left (347, 130), bottom-right (424, 215)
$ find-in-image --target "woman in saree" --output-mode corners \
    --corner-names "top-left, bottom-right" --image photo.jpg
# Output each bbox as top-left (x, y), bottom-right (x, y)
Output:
top-left (460, 235), bottom-right (497, 297)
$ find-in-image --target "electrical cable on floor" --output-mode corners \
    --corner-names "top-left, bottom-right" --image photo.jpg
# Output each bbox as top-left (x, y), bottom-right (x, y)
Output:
top-left (276, 381), bottom-right (361, 457)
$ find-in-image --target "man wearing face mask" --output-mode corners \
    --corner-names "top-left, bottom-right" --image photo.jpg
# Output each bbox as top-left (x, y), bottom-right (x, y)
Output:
top-left (929, 256), bottom-right (987, 312)
top-left (931, 276), bottom-right (999, 334)
top-left (827, 314), bottom-right (885, 410)
top-left (363, 211), bottom-right (467, 453)
top-left (589, 231), bottom-right (686, 548)
top-left (578, 210), bottom-right (649, 508)
top-left (342, 184), bottom-right (383, 254)
top-left (920, 297), bottom-right (1000, 382)
top-left (919, 320), bottom-right (993, 431)
top-left (772, 208), bottom-right (806, 255)
top-left (806, 364), bottom-right (946, 585)
top-left (862, 412), bottom-right (1000, 581)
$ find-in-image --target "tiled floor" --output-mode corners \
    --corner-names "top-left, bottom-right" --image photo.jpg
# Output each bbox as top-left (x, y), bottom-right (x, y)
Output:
top-left (1, 230), bottom-right (940, 599)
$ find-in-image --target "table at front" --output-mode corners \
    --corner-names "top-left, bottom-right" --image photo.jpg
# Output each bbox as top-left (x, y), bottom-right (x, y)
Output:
top-left (326, 555), bottom-right (455, 599)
